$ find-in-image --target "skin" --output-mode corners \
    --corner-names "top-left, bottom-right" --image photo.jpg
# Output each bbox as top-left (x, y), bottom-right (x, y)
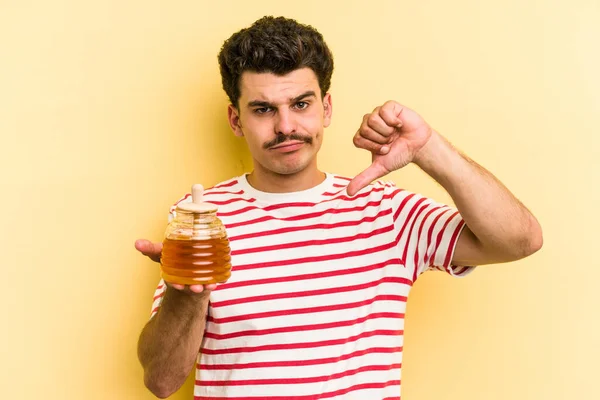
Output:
top-left (227, 67), bottom-right (332, 193)
top-left (347, 101), bottom-right (543, 265)
top-left (135, 68), bottom-right (543, 398)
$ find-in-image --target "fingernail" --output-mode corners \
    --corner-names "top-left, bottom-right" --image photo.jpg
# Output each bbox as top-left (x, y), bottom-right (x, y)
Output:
top-left (380, 146), bottom-right (389, 154)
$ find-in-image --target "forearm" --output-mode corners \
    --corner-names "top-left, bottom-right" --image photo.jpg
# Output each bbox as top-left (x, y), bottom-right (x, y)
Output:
top-left (414, 131), bottom-right (543, 261)
top-left (138, 287), bottom-right (210, 398)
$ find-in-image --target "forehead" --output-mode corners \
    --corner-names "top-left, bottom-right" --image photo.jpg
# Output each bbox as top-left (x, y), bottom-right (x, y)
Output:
top-left (239, 68), bottom-right (320, 105)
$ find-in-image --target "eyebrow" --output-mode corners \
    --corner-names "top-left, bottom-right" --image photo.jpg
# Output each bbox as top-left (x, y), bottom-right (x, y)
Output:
top-left (247, 91), bottom-right (317, 108)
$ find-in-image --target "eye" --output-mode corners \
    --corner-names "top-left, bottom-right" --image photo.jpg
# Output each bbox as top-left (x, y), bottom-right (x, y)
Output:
top-left (294, 101), bottom-right (309, 110)
top-left (254, 107), bottom-right (272, 115)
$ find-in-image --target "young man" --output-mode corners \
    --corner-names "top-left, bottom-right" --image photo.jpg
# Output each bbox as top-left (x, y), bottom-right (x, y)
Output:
top-left (136, 16), bottom-right (542, 399)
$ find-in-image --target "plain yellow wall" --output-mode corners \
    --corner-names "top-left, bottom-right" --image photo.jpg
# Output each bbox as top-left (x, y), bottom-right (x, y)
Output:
top-left (1, 0), bottom-right (598, 399)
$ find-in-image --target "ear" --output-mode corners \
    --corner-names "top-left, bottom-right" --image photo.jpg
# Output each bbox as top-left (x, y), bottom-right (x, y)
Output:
top-left (322, 93), bottom-right (332, 128)
top-left (227, 104), bottom-right (244, 137)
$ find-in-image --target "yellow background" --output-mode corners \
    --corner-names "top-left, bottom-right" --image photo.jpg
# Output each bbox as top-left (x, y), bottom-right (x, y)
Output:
top-left (1, 0), bottom-right (598, 399)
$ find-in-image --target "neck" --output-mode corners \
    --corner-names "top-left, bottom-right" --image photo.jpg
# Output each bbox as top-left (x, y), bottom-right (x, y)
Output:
top-left (247, 163), bottom-right (325, 193)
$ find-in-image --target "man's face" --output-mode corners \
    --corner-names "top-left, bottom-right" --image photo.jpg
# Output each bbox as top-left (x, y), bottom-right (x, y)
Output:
top-left (227, 68), bottom-right (332, 176)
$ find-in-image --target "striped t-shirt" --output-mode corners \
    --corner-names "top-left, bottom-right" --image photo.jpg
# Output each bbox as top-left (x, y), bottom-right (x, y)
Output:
top-left (150, 173), bottom-right (474, 400)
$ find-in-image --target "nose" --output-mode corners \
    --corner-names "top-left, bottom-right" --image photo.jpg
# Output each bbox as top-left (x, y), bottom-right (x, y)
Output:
top-left (274, 109), bottom-right (296, 135)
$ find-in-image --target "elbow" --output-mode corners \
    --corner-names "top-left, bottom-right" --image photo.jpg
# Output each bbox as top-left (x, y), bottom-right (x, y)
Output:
top-left (144, 374), bottom-right (176, 399)
top-left (144, 368), bottom-right (188, 399)
top-left (520, 216), bottom-right (543, 258)
top-left (529, 223), bottom-right (543, 255)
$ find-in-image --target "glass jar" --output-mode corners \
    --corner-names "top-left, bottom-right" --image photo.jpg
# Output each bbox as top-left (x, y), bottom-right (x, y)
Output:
top-left (160, 184), bottom-right (231, 286)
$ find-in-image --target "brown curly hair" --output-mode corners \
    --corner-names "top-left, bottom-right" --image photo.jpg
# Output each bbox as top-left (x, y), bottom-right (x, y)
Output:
top-left (218, 16), bottom-right (334, 108)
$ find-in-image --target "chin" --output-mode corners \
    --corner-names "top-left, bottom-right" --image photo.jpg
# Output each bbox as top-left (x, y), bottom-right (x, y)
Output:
top-left (273, 165), bottom-right (307, 175)
top-left (267, 159), bottom-right (312, 175)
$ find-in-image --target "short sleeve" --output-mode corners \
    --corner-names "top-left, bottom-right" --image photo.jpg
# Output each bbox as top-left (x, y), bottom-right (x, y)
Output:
top-left (388, 186), bottom-right (475, 281)
top-left (150, 279), bottom-right (166, 319)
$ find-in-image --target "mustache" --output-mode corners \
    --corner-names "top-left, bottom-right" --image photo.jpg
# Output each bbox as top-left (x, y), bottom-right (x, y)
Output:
top-left (263, 133), bottom-right (313, 149)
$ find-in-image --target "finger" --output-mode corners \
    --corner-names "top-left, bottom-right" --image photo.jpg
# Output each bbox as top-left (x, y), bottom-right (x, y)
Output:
top-left (380, 101), bottom-right (404, 127)
top-left (365, 112), bottom-right (396, 136)
top-left (166, 282), bottom-right (218, 294)
top-left (346, 163), bottom-right (389, 197)
top-left (168, 283), bottom-right (185, 290)
top-left (135, 239), bottom-right (162, 263)
top-left (134, 239), bottom-right (161, 255)
top-left (187, 283), bottom-right (218, 294)
top-left (188, 285), bottom-right (206, 293)
top-left (359, 124), bottom-right (391, 145)
top-left (353, 134), bottom-right (390, 155)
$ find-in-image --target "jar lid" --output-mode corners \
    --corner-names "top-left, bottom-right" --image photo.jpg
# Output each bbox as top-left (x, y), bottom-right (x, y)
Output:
top-left (176, 184), bottom-right (218, 213)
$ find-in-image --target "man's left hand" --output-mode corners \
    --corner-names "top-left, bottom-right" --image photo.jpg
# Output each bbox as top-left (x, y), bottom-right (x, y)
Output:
top-left (347, 101), bottom-right (433, 196)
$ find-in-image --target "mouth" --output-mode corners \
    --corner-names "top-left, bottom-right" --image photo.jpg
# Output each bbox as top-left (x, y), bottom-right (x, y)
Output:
top-left (269, 141), bottom-right (306, 152)
top-left (264, 133), bottom-right (313, 150)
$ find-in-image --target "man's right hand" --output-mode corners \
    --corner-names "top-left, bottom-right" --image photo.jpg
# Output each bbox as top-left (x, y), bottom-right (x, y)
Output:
top-left (135, 239), bottom-right (163, 263)
top-left (135, 239), bottom-right (216, 294)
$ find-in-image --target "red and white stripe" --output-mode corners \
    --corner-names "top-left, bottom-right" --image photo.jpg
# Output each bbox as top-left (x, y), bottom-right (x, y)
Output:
top-left (151, 173), bottom-right (473, 399)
